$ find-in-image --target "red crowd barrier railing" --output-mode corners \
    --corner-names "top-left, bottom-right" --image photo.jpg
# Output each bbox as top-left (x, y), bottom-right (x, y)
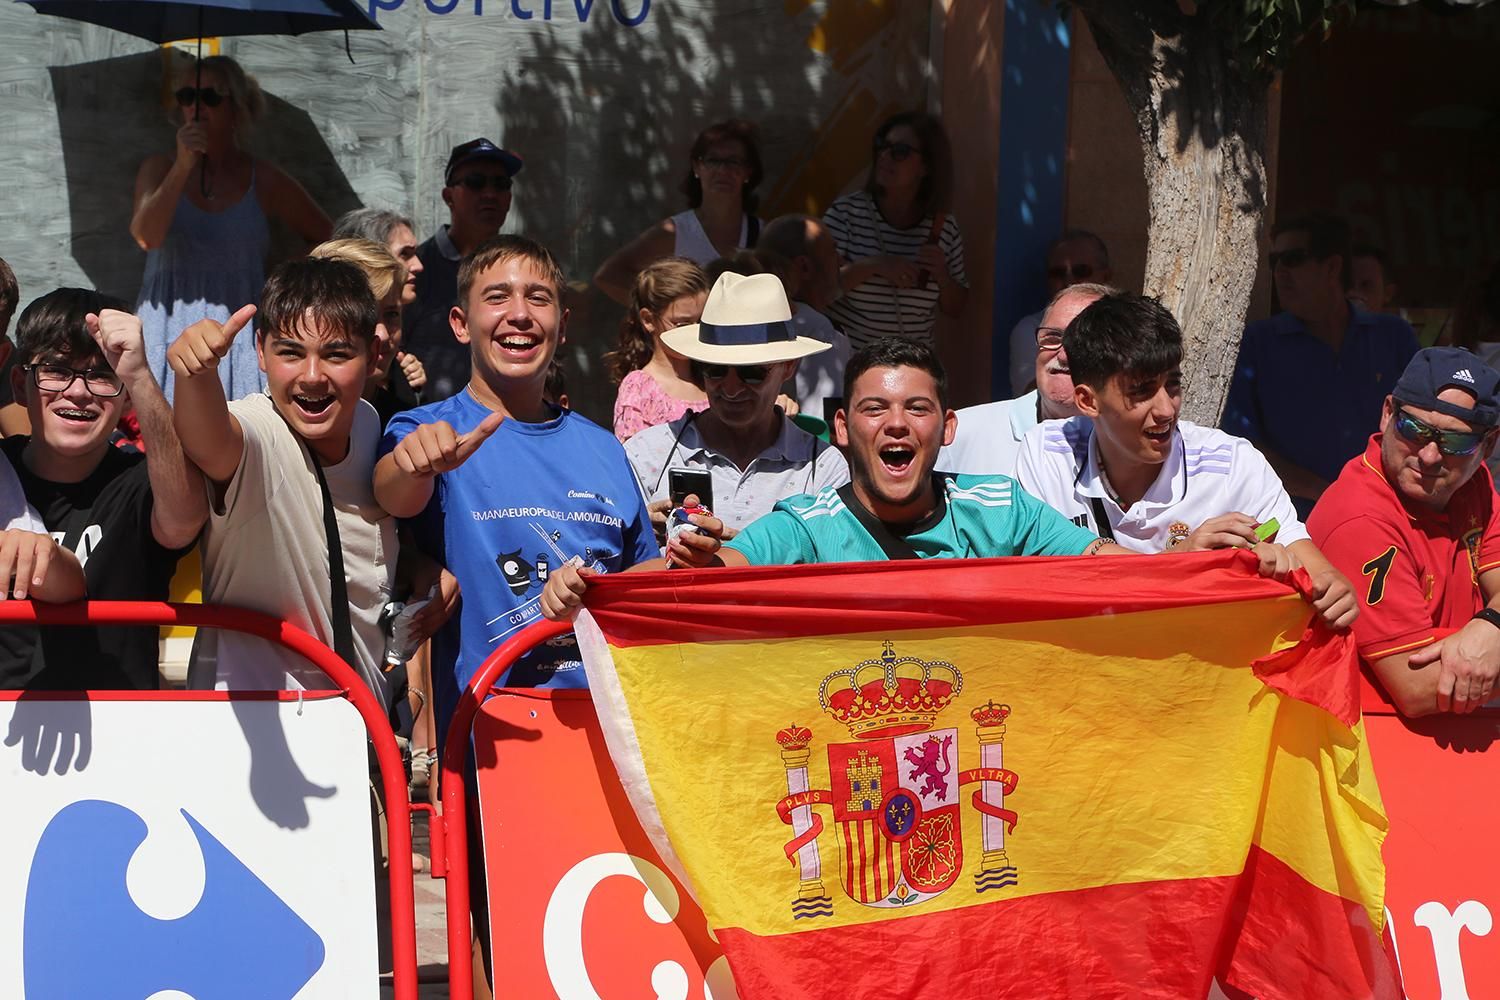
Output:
top-left (439, 617), bottom-right (572, 1000)
top-left (0, 600), bottom-right (419, 1000)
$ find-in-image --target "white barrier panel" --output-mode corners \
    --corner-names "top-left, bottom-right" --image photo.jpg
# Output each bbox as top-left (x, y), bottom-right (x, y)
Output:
top-left (0, 694), bottom-right (378, 999)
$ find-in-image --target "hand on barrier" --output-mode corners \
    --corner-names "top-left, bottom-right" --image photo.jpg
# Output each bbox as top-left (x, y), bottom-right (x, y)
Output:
top-left (1412, 619), bottom-right (1500, 715)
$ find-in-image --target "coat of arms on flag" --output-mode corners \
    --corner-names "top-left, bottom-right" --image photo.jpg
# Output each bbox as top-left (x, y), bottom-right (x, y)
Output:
top-left (775, 641), bottom-right (1019, 918)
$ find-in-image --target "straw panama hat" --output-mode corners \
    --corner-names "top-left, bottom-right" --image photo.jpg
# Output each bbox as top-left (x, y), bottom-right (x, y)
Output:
top-left (661, 272), bottom-right (833, 365)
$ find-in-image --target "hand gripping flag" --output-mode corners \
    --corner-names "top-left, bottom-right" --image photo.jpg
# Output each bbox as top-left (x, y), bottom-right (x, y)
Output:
top-left (575, 551), bottom-right (1399, 1000)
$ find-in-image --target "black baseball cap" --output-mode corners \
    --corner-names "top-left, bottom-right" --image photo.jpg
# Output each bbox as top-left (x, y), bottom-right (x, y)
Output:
top-left (1392, 347), bottom-right (1500, 428)
top-left (444, 138), bottom-right (524, 186)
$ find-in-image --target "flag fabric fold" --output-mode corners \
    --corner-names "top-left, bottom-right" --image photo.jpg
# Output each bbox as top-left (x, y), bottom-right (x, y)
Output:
top-left (575, 551), bottom-right (1398, 999)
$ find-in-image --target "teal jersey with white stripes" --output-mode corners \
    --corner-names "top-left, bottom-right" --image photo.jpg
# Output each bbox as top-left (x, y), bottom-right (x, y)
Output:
top-left (725, 474), bottom-right (1099, 565)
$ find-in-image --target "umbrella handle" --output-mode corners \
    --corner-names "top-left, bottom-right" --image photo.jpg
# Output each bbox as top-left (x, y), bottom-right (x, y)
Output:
top-left (197, 9), bottom-right (208, 198)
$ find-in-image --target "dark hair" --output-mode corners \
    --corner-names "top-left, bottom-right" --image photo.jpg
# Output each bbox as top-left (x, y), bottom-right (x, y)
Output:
top-left (864, 111), bottom-right (953, 217)
top-left (15, 287), bottom-right (130, 365)
top-left (0, 257), bottom-right (17, 336)
top-left (705, 250), bottom-right (767, 286)
top-left (1063, 292), bottom-right (1184, 391)
top-left (259, 257), bottom-right (377, 346)
top-left (843, 337), bottom-right (949, 412)
top-left (1272, 212), bottom-right (1352, 289)
top-left (1051, 229), bottom-right (1111, 271)
top-left (457, 234), bottom-right (566, 310)
top-left (679, 119), bottom-right (763, 214)
top-left (544, 358), bottom-right (568, 405)
top-left (604, 257), bottom-right (707, 384)
top-left (332, 207), bottom-right (414, 247)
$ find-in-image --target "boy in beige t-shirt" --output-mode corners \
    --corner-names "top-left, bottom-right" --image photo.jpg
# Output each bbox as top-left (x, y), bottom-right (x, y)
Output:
top-left (170, 257), bottom-right (398, 703)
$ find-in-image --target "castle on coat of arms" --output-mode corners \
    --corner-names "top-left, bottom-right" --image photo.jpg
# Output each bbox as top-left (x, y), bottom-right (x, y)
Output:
top-left (773, 641), bottom-right (1021, 919)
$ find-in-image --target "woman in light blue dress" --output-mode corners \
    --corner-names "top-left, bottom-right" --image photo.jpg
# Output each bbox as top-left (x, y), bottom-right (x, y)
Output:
top-left (131, 55), bottom-right (330, 402)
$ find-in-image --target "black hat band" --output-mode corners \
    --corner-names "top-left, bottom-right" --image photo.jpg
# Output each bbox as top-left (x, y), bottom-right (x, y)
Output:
top-left (699, 319), bottom-right (793, 347)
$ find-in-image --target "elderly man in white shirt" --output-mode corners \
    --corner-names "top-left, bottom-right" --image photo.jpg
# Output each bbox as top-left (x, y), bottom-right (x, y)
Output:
top-left (627, 272), bottom-right (849, 539)
top-left (940, 282), bottom-right (1113, 478)
top-left (1013, 291), bottom-right (1357, 628)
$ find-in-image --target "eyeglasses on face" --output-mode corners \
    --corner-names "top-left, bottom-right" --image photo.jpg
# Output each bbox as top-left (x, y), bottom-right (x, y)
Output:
top-left (1036, 327), bottom-right (1065, 351)
top-left (1267, 248), bottom-right (1314, 271)
top-left (874, 138), bottom-right (920, 162)
top-left (699, 362), bottom-right (771, 385)
top-left (175, 87), bottom-right (225, 108)
top-left (698, 156), bottom-right (748, 172)
top-left (1047, 263), bottom-right (1095, 283)
top-left (24, 363), bottom-right (124, 397)
top-left (455, 173), bottom-right (513, 192)
top-left (1392, 408), bottom-right (1486, 456)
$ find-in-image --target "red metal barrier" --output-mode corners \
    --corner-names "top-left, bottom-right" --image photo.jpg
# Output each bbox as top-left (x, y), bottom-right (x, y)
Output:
top-left (439, 617), bottom-right (571, 1000)
top-left (0, 600), bottom-right (420, 1000)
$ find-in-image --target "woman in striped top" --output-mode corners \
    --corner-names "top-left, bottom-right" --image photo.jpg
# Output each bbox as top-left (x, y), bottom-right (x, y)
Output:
top-left (822, 112), bottom-right (968, 350)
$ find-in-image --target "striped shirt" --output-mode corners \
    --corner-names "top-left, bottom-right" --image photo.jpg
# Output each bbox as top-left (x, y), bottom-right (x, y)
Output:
top-left (1013, 417), bottom-right (1308, 552)
top-left (725, 473), bottom-right (1098, 565)
top-left (822, 191), bottom-right (967, 350)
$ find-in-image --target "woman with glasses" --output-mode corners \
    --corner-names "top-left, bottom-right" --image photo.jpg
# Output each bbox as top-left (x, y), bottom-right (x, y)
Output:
top-left (129, 54), bottom-right (331, 403)
top-left (822, 111), bottom-right (968, 352)
top-left (594, 119), bottom-right (765, 305)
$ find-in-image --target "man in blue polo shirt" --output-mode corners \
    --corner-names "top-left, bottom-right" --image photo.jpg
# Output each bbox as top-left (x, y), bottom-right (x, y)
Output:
top-left (1222, 213), bottom-right (1419, 518)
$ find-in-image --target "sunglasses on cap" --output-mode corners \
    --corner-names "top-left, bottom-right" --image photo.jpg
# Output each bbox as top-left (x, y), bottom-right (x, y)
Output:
top-left (1393, 408), bottom-right (1487, 456)
top-left (455, 173), bottom-right (513, 192)
top-left (175, 87), bottom-right (225, 108)
top-left (873, 138), bottom-right (920, 162)
top-left (1047, 263), bottom-right (1095, 283)
top-left (1036, 326), bottom-right (1065, 351)
top-left (1267, 248), bottom-right (1313, 271)
top-left (698, 362), bottom-right (772, 385)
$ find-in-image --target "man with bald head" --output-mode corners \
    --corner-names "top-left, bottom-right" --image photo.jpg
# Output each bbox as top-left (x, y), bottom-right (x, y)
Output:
top-left (757, 213), bottom-right (851, 421)
top-left (1309, 348), bottom-right (1500, 717)
top-left (940, 282), bottom-right (1114, 477)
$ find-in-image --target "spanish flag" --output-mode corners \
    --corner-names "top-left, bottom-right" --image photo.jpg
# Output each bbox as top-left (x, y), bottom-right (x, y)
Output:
top-left (575, 552), bottom-right (1398, 999)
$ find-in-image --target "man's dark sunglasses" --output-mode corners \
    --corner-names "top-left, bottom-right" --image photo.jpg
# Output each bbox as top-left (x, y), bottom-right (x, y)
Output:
top-left (1267, 248), bottom-right (1314, 271)
top-left (456, 173), bottom-right (513, 192)
top-left (175, 87), bottom-right (224, 108)
top-left (1047, 263), bottom-right (1094, 282)
top-left (1393, 408), bottom-right (1487, 456)
top-left (23, 363), bottom-right (124, 397)
top-left (874, 139), bottom-right (919, 162)
top-left (699, 362), bottom-right (771, 385)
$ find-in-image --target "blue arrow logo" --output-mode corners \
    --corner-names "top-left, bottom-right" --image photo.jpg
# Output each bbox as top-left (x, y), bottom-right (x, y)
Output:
top-left (24, 799), bottom-right (326, 998)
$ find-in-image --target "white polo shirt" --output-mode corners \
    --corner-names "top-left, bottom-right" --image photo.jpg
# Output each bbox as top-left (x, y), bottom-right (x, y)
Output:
top-left (937, 390), bottom-right (1047, 479)
top-left (1013, 417), bottom-right (1309, 552)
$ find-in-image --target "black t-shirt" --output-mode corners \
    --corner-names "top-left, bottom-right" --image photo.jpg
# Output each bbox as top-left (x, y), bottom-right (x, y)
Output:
top-left (370, 363), bottom-right (423, 431)
top-left (0, 438), bottom-right (191, 690)
top-left (403, 233), bottom-right (468, 402)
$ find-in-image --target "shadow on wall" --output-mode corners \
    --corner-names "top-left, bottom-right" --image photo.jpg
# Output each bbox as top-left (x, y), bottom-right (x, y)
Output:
top-left (50, 49), bottom-right (360, 304)
top-left (494, 3), bottom-right (931, 425)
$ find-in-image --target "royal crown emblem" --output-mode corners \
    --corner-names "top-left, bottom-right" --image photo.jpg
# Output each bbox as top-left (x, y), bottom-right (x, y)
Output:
top-left (774, 642), bottom-right (1021, 918)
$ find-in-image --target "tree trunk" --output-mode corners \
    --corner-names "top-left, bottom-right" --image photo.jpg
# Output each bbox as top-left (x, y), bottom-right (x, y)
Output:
top-left (1072, 3), bottom-right (1270, 427)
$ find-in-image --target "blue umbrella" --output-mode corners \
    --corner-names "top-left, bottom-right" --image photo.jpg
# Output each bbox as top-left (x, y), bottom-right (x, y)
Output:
top-left (18, 0), bottom-right (379, 192)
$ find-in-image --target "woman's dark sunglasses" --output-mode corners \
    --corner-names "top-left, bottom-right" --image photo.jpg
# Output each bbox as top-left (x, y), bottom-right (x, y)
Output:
top-left (175, 87), bottom-right (225, 108)
top-left (1393, 409), bottom-right (1486, 456)
top-left (874, 139), bottom-right (919, 162)
top-left (699, 362), bottom-right (771, 385)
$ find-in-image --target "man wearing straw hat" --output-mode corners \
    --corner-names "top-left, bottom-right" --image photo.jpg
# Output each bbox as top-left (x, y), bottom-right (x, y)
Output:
top-left (625, 271), bottom-right (849, 540)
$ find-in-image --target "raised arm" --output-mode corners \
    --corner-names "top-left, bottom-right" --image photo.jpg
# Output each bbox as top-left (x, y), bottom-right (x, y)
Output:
top-left (167, 304), bottom-right (256, 485)
top-left (593, 221), bottom-right (675, 305)
top-left (373, 412), bottom-right (504, 519)
top-left (129, 133), bottom-right (200, 250)
top-left (89, 310), bottom-right (207, 549)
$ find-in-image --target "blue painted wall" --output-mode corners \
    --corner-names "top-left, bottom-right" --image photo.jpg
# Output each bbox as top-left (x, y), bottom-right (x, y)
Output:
top-left (990, 1), bottom-right (1072, 400)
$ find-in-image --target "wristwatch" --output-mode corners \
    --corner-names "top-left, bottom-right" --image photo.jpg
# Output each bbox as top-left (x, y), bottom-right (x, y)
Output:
top-left (1473, 608), bottom-right (1500, 631)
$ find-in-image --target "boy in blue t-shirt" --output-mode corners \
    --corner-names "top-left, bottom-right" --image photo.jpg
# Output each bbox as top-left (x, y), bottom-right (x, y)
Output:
top-left (376, 235), bottom-right (656, 732)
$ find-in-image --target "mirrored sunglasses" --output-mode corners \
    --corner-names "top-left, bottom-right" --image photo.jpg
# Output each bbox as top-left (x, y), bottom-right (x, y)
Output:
top-left (1393, 409), bottom-right (1486, 456)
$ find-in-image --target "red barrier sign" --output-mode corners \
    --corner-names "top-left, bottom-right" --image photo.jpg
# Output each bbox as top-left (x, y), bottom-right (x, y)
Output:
top-left (1363, 680), bottom-right (1500, 1000)
top-left (473, 689), bottom-right (736, 999)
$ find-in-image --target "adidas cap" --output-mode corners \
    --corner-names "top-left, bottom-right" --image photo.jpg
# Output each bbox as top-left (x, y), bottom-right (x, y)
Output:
top-left (1392, 347), bottom-right (1500, 428)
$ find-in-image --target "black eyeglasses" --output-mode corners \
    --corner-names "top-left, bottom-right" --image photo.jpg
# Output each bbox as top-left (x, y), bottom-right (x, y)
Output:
top-left (698, 156), bottom-right (748, 172)
top-left (1393, 409), bottom-right (1487, 457)
top-left (699, 363), bottom-right (771, 385)
top-left (1036, 326), bottom-right (1065, 351)
top-left (175, 87), bottom-right (225, 108)
top-left (1047, 263), bottom-right (1095, 283)
top-left (1268, 248), bottom-right (1313, 271)
top-left (455, 173), bottom-right (513, 192)
top-left (23, 363), bottom-right (124, 397)
top-left (874, 139), bottom-right (919, 162)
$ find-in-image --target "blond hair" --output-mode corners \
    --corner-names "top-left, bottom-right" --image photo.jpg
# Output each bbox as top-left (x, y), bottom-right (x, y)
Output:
top-left (310, 237), bottom-right (405, 304)
top-left (605, 257), bottom-right (708, 384)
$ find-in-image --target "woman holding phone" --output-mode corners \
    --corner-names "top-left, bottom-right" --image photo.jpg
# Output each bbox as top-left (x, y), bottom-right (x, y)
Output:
top-left (130, 55), bottom-right (331, 402)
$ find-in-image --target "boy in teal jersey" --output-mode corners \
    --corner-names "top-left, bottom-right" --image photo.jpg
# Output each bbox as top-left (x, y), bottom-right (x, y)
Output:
top-left (542, 340), bottom-right (1146, 618)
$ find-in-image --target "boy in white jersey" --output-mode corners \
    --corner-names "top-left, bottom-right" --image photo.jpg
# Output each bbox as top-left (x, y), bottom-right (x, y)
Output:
top-left (1014, 292), bottom-right (1357, 628)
